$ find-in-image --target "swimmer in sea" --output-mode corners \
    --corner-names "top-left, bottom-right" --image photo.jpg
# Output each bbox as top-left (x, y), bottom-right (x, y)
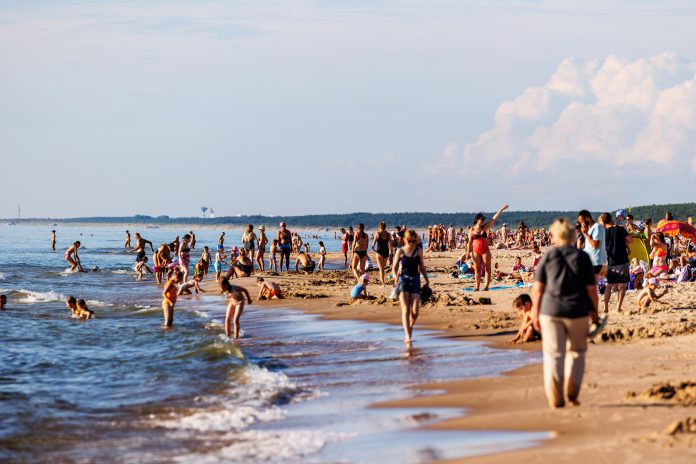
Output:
top-left (256, 277), bottom-right (283, 300)
top-left (189, 230), bottom-right (196, 250)
top-left (64, 241), bottom-right (83, 272)
top-left (1, 294), bottom-right (7, 311)
top-left (135, 256), bottom-right (153, 281)
top-left (178, 275), bottom-right (206, 295)
top-left (179, 234), bottom-right (193, 283)
top-left (153, 244), bottom-right (171, 285)
top-left (161, 271), bottom-right (183, 328)
top-left (200, 246), bottom-right (211, 275)
top-left (76, 299), bottom-right (94, 319)
top-left (124, 230), bottom-right (131, 249)
top-left (132, 233), bottom-right (154, 263)
top-left (51, 230), bottom-right (56, 251)
top-left (220, 277), bottom-right (252, 339)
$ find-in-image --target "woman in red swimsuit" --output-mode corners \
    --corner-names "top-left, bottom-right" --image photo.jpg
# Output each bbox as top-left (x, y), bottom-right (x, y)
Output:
top-left (466, 204), bottom-right (509, 291)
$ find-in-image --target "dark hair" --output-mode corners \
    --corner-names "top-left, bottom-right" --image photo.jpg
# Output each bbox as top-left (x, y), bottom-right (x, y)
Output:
top-left (474, 213), bottom-right (485, 224)
top-left (513, 294), bottom-right (532, 308)
top-left (318, 241), bottom-right (324, 246)
top-left (0, 294), bottom-right (6, 301)
top-left (655, 232), bottom-right (665, 243)
top-left (204, 246), bottom-right (209, 250)
top-left (220, 277), bottom-right (231, 292)
top-left (627, 214), bottom-right (634, 220)
top-left (66, 295), bottom-right (76, 305)
top-left (578, 210), bottom-right (592, 220)
top-left (142, 256), bottom-right (148, 262)
top-left (77, 299), bottom-right (87, 308)
top-left (666, 212), bottom-right (674, 220)
top-left (357, 223), bottom-right (364, 229)
top-left (183, 234), bottom-right (191, 240)
top-left (644, 218), bottom-right (652, 226)
top-left (51, 230), bottom-right (56, 233)
top-left (74, 241), bottom-right (81, 246)
top-left (256, 277), bottom-right (264, 282)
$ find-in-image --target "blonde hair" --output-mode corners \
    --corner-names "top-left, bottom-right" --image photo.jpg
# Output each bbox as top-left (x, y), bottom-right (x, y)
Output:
top-left (549, 217), bottom-right (576, 245)
top-left (404, 229), bottom-right (418, 241)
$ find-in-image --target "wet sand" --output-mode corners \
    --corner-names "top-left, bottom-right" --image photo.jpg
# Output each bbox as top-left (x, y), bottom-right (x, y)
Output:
top-left (202, 248), bottom-right (696, 463)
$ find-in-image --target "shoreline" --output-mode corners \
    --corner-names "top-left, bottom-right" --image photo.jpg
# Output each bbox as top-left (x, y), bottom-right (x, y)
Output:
top-left (199, 250), bottom-right (696, 463)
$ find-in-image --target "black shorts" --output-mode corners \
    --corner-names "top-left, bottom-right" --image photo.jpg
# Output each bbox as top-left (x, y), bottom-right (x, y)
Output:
top-left (136, 251), bottom-right (146, 262)
top-left (606, 263), bottom-right (630, 284)
top-left (592, 265), bottom-right (604, 275)
top-left (302, 263), bottom-right (316, 273)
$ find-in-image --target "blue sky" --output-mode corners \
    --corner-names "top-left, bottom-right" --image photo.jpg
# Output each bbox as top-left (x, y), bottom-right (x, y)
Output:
top-left (2, 1), bottom-right (696, 218)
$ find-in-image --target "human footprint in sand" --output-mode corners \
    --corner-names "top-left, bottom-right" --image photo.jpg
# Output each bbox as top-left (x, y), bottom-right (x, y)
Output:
top-left (256, 277), bottom-right (283, 300)
top-left (466, 204), bottom-right (508, 291)
top-left (392, 229), bottom-right (429, 346)
top-left (220, 278), bottom-right (252, 339)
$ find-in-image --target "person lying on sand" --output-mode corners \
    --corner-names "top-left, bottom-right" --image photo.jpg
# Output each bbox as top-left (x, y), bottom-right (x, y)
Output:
top-left (256, 277), bottom-right (283, 300)
top-left (637, 278), bottom-right (668, 310)
top-left (351, 274), bottom-right (370, 300)
top-left (508, 294), bottom-right (540, 344)
top-left (295, 252), bottom-right (316, 274)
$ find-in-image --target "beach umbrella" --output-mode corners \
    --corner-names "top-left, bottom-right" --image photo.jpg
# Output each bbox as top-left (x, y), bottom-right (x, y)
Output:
top-left (654, 220), bottom-right (696, 239)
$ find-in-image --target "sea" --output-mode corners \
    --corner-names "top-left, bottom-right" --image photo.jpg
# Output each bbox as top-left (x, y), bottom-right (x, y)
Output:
top-left (0, 225), bottom-right (545, 463)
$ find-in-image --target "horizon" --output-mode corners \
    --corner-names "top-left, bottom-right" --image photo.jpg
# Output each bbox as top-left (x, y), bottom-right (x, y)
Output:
top-left (3, 1), bottom-right (696, 218)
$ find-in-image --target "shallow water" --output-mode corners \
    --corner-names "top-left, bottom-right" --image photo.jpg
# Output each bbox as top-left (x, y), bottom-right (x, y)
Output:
top-left (0, 225), bottom-right (544, 463)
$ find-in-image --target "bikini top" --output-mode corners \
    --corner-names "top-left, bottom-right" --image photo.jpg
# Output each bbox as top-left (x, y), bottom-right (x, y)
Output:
top-left (472, 231), bottom-right (488, 241)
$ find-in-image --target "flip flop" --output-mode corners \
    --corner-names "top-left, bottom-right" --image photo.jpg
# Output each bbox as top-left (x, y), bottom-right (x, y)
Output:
top-left (587, 314), bottom-right (608, 339)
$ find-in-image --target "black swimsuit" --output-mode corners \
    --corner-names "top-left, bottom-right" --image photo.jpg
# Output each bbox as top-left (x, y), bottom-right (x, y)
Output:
top-left (376, 232), bottom-right (390, 258)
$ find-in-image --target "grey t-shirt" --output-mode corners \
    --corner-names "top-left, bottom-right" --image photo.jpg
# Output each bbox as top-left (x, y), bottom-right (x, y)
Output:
top-left (535, 245), bottom-right (595, 319)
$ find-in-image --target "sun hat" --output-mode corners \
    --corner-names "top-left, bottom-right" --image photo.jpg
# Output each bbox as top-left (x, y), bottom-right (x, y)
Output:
top-left (648, 277), bottom-right (659, 286)
top-left (259, 225), bottom-right (265, 231)
top-left (360, 273), bottom-right (370, 282)
top-left (616, 209), bottom-right (626, 218)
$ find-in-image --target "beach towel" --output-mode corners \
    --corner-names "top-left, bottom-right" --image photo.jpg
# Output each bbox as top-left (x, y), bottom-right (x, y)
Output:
top-left (462, 282), bottom-right (527, 292)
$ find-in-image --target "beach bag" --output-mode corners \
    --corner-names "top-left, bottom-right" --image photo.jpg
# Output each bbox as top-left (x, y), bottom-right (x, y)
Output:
top-left (420, 284), bottom-right (433, 303)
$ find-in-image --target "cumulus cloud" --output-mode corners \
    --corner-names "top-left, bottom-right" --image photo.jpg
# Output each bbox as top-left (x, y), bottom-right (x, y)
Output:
top-left (462, 52), bottom-right (696, 175)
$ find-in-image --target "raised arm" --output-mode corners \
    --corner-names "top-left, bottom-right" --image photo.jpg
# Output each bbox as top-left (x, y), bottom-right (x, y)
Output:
top-left (484, 204), bottom-right (509, 230)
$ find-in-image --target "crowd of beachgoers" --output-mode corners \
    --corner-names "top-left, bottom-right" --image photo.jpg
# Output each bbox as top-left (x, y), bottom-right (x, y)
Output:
top-left (2, 206), bottom-right (694, 411)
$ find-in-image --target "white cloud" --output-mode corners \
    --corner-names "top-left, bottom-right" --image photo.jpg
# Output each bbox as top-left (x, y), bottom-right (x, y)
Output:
top-left (461, 52), bottom-right (696, 175)
top-left (424, 142), bottom-right (458, 174)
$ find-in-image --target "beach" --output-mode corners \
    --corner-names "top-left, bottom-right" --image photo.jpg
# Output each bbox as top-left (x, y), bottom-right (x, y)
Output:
top-left (1, 225), bottom-right (694, 462)
top-left (201, 248), bottom-right (696, 463)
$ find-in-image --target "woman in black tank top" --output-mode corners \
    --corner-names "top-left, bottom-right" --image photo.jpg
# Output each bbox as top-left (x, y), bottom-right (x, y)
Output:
top-left (371, 221), bottom-right (391, 286)
top-left (392, 229), bottom-right (430, 346)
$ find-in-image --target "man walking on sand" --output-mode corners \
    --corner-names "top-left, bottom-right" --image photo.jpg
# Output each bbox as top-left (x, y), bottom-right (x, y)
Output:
top-left (578, 210), bottom-right (606, 282)
top-left (602, 213), bottom-right (632, 314)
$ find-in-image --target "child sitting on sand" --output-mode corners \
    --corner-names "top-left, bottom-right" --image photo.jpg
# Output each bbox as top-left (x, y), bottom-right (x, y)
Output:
top-left (637, 278), bottom-right (668, 310)
top-left (512, 256), bottom-right (525, 273)
top-left (0, 294), bottom-right (6, 311)
top-left (256, 277), bottom-right (283, 300)
top-left (507, 294), bottom-right (540, 344)
top-left (351, 274), bottom-right (370, 300)
top-left (73, 298), bottom-right (94, 319)
top-left (135, 256), bottom-right (153, 281)
top-left (629, 258), bottom-right (644, 290)
top-left (318, 241), bottom-right (326, 271)
top-left (178, 275), bottom-right (206, 295)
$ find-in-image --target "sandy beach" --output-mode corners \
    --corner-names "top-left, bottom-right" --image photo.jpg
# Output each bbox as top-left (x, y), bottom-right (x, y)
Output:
top-left (202, 248), bottom-right (696, 463)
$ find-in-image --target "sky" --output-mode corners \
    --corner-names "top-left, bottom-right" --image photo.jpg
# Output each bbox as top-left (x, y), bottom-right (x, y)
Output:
top-left (1, 1), bottom-right (696, 218)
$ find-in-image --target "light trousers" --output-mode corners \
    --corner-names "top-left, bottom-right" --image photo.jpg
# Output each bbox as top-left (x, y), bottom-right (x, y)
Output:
top-left (540, 314), bottom-right (589, 408)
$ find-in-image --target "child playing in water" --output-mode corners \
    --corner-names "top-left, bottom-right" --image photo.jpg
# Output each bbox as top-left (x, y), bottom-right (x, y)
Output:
top-left (351, 274), bottom-right (370, 300)
top-left (637, 278), bottom-right (668, 310)
top-left (268, 239), bottom-right (279, 272)
top-left (76, 299), bottom-right (95, 319)
top-left (214, 247), bottom-right (227, 282)
top-left (194, 258), bottom-right (206, 279)
top-left (220, 277), bottom-right (252, 339)
top-left (256, 277), bottom-right (283, 300)
top-left (507, 294), bottom-right (539, 344)
top-left (135, 256), bottom-right (153, 281)
top-left (0, 294), bottom-right (7, 310)
top-left (65, 295), bottom-right (79, 317)
top-left (161, 271), bottom-right (183, 328)
top-left (200, 246), bottom-right (211, 275)
top-left (318, 241), bottom-right (327, 271)
top-left (178, 274), bottom-right (206, 295)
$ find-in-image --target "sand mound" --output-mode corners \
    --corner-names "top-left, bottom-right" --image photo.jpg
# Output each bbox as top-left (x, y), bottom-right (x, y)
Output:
top-left (664, 416), bottom-right (696, 436)
top-left (626, 381), bottom-right (696, 406)
top-left (600, 320), bottom-right (696, 343)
